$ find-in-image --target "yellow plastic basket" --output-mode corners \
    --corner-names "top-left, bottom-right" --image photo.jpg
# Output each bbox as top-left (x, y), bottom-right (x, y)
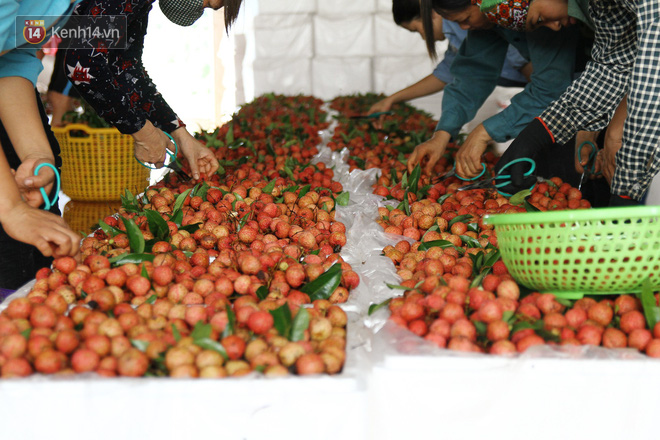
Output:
top-left (53, 124), bottom-right (150, 201)
top-left (62, 200), bottom-right (122, 235)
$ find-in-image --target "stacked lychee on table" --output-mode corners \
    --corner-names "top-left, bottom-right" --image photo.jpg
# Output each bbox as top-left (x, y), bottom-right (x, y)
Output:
top-left (2, 93), bottom-right (660, 380)
top-left (327, 93), bottom-right (660, 358)
top-left (0, 95), bottom-right (356, 378)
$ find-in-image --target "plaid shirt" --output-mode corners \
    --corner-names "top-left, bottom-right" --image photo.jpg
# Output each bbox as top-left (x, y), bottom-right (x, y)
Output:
top-left (540, 0), bottom-right (660, 200)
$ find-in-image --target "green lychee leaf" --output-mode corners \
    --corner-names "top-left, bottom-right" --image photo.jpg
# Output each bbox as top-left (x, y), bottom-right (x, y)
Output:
top-left (282, 165), bottom-right (295, 180)
top-left (639, 278), bottom-right (660, 330)
top-left (300, 263), bottom-right (342, 301)
top-left (368, 298), bottom-right (392, 316)
top-left (385, 283), bottom-right (412, 290)
top-left (390, 168), bottom-right (398, 185)
top-left (502, 310), bottom-right (515, 324)
top-left (524, 198), bottom-right (541, 212)
top-left (172, 188), bottom-right (192, 215)
top-left (408, 164), bottom-right (421, 194)
top-left (420, 224), bottom-right (439, 242)
top-left (98, 220), bottom-right (122, 237)
top-left (171, 323), bottom-right (182, 342)
top-left (179, 223), bottom-right (201, 234)
top-left (20, 328), bottom-right (31, 339)
top-left (108, 253), bottom-right (155, 267)
top-left (484, 249), bottom-right (501, 268)
top-left (509, 189), bottom-right (532, 206)
top-left (120, 189), bottom-right (142, 214)
top-left (226, 123), bottom-right (234, 144)
top-left (266, 140), bottom-right (276, 157)
top-left (131, 339), bottom-right (149, 352)
top-left (436, 193), bottom-right (453, 204)
top-left (195, 338), bottom-right (229, 360)
top-left (335, 192), bottom-right (350, 206)
top-left (511, 320), bottom-right (536, 334)
top-left (298, 184), bottom-right (311, 198)
top-left (120, 216), bottom-right (145, 254)
top-left (418, 240), bottom-right (465, 255)
top-left (449, 214), bottom-right (472, 227)
top-left (170, 209), bottom-right (183, 227)
top-left (256, 286), bottom-right (269, 301)
top-left (223, 307), bottom-right (236, 338)
top-left (290, 307), bottom-right (310, 342)
top-left (460, 235), bottom-right (482, 249)
top-left (141, 264), bottom-right (150, 280)
top-left (402, 192), bottom-right (411, 216)
top-left (472, 320), bottom-right (487, 337)
top-left (191, 321), bottom-right (212, 340)
top-left (555, 297), bottom-right (574, 307)
top-left (146, 294), bottom-right (157, 305)
top-left (270, 304), bottom-right (293, 339)
top-left (196, 182), bottom-right (210, 201)
top-left (263, 179), bottom-right (277, 194)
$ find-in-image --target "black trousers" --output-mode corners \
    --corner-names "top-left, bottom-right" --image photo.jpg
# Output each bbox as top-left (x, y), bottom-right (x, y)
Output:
top-left (0, 90), bottom-right (62, 290)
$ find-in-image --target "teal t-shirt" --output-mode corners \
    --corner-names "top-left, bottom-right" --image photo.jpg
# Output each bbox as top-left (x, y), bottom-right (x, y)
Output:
top-left (0, 0), bottom-right (79, 86)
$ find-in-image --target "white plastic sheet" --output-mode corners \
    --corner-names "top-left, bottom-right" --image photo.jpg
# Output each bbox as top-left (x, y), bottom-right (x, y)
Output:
top-left (374, 13), bottom-right (429, 57)
top-left (253, 57), bottom-right (312, 96)
top-left (317, 0), bottom-right (376, 16)
top-left (312, 57), bottom-right (372, 100)
top-left (313, 15), bottom-right (375, 57)
top-left (256, 0), bottom-right (317, 15)
top-left (254, 14), bottom-right (313, 59)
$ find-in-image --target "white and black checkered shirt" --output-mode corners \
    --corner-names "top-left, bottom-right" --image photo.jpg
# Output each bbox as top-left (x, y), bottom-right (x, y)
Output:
top-left (540, 0), bottom-right (660, 200)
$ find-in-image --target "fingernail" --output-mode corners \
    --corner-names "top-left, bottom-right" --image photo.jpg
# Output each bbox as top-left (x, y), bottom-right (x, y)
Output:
top-left (25, 179), bottom-right (33, 186)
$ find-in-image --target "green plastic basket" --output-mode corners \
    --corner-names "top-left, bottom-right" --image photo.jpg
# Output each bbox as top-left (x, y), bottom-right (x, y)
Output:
top-left (482, 206), bottom-right (660, 299)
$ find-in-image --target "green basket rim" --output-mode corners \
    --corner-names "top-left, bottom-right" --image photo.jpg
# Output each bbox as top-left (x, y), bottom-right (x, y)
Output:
top-left (482, 205), bottom-right (660, 226)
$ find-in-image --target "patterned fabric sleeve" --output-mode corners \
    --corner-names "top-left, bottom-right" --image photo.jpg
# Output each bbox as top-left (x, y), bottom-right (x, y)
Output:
top-left (539, 0), bottom-right (636, 145)
top-left (65, 0), bottom-right (184, 134)
top-left (613, 0), bottom-right (660, 199)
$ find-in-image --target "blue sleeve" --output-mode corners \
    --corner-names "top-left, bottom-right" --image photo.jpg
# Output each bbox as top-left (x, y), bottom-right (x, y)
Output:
top-left (0, 49), bottom-right (42, 85)
top-left (432, 47), bottom-right (456, 84)
top-left (482, 27), bottom-right (578, 141)
top-left (0, 1), bottom-right (41, 85)
top-left (436, 29), bottom-right (508, 138)
top-left (499, 45), bottom-right (529, 84)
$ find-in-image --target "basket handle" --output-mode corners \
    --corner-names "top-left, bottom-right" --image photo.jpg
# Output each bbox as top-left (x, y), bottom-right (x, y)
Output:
top-left (55, 124), bottom-right (94, 138)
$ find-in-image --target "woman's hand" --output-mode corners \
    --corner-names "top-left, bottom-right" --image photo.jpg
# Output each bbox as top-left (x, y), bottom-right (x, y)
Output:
top-left (171, 128), bottom-right (219, 180)
top-left (132, 121), bottom-right (172, 167)
top-left (13, 156), bottom-right (56, 208)
top-left (574, 131), bottom-right (600, 175)
top-left (455, 124), bottom-right (492, 178)
top-left (366, 98), bottom-right (394, 130)
top-left (0, 201), bottom-right (81, 258)
top-left (407, 131), bottom-right (452, 175)
top-left (601, 131), bottom-right (622, 184)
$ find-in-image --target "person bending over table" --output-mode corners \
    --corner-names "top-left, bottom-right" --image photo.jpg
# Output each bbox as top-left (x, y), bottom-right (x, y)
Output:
top-left (65, 0), bottom-right (245, 180)
top-left (406, 0), bottom-right (580, 188)
top-left (485, 0), bottom-right (656, 206)
top-left (368, 0), bottom-right (532, 123)
top-left (0, 0), bottom-right (82, 289)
